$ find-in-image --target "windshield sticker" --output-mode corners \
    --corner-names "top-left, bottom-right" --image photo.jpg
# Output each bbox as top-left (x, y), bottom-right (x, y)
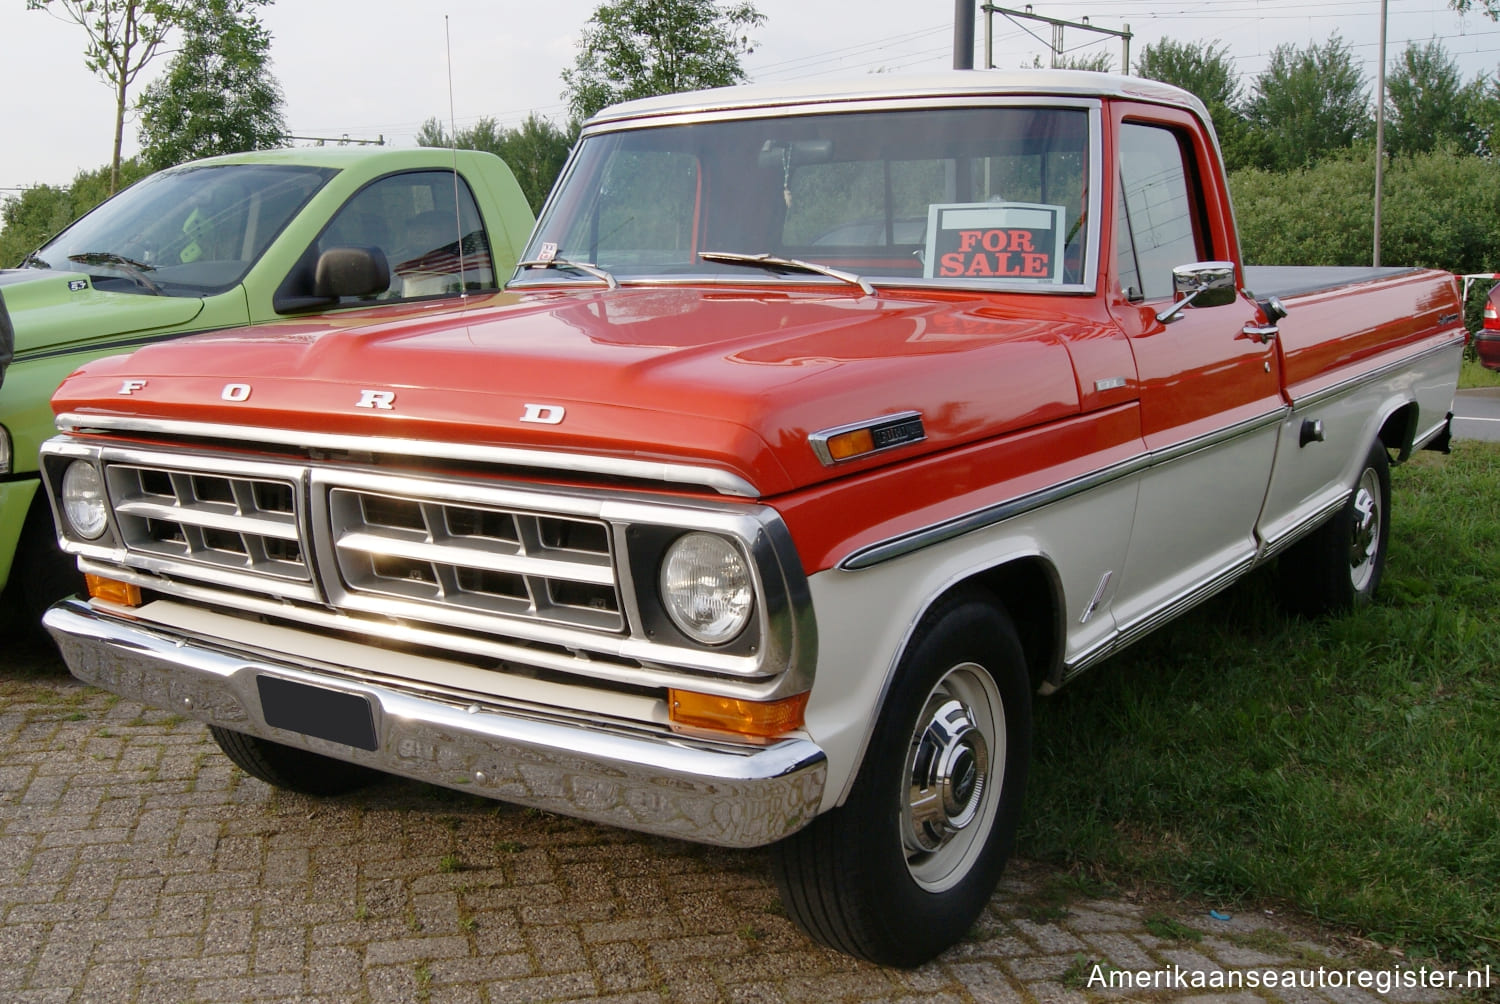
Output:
top-left (923, 202), bottom-right (1067, 283)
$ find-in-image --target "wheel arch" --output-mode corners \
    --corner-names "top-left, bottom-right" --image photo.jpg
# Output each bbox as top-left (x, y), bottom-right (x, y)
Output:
top-left (1376, 399), bottom-right (1419, 462)
top-left (811, 550), bottom-right (1066, 810)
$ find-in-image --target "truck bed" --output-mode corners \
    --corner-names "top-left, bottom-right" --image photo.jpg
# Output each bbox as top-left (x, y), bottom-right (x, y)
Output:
top-left (1243, 265), bottom-right (1418, 300)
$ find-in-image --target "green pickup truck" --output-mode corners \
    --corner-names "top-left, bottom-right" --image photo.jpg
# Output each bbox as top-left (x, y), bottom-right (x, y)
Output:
top-left (0, 146), bottom-right (535, 627)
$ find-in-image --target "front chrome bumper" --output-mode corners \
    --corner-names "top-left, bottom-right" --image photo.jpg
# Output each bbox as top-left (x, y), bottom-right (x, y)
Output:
top-left (43, 599), bottom-right (827, 848)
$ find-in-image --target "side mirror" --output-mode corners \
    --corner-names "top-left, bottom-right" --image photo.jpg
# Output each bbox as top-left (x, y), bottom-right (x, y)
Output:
top-left (1155, 261), bottom-right (1237, 324)
top-left (314, 246), bottom-right (390, 300)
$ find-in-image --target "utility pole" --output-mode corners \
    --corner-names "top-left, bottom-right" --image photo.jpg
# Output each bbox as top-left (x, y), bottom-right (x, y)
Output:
top-left (981, 5), bottom-right (1131, 72)
top-left (1373, 0), bottom-right (1387, 267)
top-left (954, 0), bottom-right (975, 70)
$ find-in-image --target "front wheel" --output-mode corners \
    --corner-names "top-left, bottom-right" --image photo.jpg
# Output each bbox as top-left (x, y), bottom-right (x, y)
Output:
top-left (1277, 439), bottom-right (1391, 616)
top-left (770, 591), bottom-right (1032, 967)
top-left (209, 726), bottom-right (377, 796)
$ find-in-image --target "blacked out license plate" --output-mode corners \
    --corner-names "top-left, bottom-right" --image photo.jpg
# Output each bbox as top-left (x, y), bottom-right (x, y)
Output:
top-left (256, 676), bottom-right (378, 751)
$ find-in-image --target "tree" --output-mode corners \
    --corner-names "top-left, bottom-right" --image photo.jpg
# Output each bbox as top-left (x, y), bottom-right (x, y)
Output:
top-left (0, 159), bottom-right (151, 266)
top-left (416, 114), bottom-right (576, 214)
top-left (1135, 38), bottom-right (1240, 109)
top-left (1450, 0), bottom-right (1500, 17)
top-left (26, 0), bottom-right (187, 193)
top-left (1244, 34), bottom-right (1369, 172)
top-left (1134, 38), bottom-right (1256, 170)
top-left (1384, 40), bottom-right (1483, 158)
top-left (561, 0), bottom-right (765, 122)
top-left (135, 0), bottom-right (286, 170)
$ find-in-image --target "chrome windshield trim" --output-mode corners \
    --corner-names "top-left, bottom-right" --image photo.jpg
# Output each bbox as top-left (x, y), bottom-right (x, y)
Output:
top-left (535, 97), bottom-right (1104, 297)
top-left (840, 407), bottom-right (1286, 571)
top-left (53, 413), bottom-right (759, 498)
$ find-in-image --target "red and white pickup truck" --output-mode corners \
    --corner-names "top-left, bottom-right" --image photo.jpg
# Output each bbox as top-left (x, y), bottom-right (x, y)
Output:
top-left (39, 72), bottom-right (1463, 966)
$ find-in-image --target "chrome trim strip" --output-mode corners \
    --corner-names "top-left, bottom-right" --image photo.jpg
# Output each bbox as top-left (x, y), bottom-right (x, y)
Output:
top-left (840, 407), bottom-right (1286, 571)
top-left (54, 413), bottom-right (760, 498)
top-left (1256, 490), bottom-right (1351, 562)
top-left (43, 600), bottom-right (827, 849)
top-left (1063, 551), bottom-right (1259, 681)
top-left (1412, 416), bottom-right (1451, 453)
top-left (1288, 332), bottom-right (1466, 411)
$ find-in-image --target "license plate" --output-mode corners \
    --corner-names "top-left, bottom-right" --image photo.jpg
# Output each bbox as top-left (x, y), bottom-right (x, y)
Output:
top-left (256, 676), bottom-right (378, 751)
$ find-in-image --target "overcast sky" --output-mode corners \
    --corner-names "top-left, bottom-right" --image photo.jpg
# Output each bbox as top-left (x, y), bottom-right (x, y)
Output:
top-left (2, 0), bottom-right (1498, 195)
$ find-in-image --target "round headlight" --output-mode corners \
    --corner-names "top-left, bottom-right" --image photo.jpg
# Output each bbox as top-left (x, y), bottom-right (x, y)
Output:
top-left (659, 532), bottom-right (754, 645)
top-left (61, 461), bottom-right (108, 540)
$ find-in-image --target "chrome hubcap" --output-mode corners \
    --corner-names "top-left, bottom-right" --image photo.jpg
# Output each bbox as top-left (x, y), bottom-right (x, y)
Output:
top-left (900, 662), bottom-right (1003, 892)
top-left (1349, 468), bottom-right (1381, 591)
top-left (905, 696), bottom-right (989, 853)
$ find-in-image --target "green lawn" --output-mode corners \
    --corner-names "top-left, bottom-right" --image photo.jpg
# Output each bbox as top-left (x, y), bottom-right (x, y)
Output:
top-left (1460, 356), bottom-right (1500, 390)
top-left (1019, 440), bottom-right (1500, 969)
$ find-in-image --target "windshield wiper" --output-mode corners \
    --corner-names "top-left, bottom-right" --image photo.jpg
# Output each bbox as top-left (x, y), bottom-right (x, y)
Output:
top-left (698, 250), bottom-right (874, 295)
top-left (19, 251), bottom-right (50, 269)
top-left (514, 255), bottom-right (619, 290)
top-left (67, 251), bottom-right (165, 295)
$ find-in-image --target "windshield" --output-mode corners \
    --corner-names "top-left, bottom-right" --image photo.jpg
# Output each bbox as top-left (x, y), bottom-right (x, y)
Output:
top-left (30, 163), bottom-right (334, 296)
top-left (516, 105), bottom-right (1094, 292)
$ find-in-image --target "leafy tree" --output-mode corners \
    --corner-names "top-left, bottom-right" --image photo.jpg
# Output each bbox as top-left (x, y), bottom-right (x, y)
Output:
top-left (1244, 34), bottom-right (1370, 172)
top-left (416, 114), bottom-right (576, 214)
top-left (1450, 0), bottom-right (1500, 17)
top-left (1383, 41), bottom-right (1483, 158)
top-left (25, 0), bottom-right (188, 193)
top-left (1136, 38), bottom-right (1240, 109)
top-left (1134, 38), bottom-right (1257, 170)
top-left (136, 0), bottom-right (287, 170)
top-left (1022, 51), bottom-right (1113, 72)
top-left (561, 0), bottom-right (765, 122)
top-left (0, 159), bottom-right (150, 266)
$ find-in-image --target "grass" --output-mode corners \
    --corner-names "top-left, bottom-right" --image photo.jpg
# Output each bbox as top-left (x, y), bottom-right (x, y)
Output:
top-left (1018, 441), bottom-right (1500, 969)
top-left (1459, 356), bottom-right (1500, 389)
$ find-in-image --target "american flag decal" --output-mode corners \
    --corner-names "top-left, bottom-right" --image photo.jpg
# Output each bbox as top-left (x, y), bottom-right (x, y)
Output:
top-left (394, 230), bottom-right (494, 282)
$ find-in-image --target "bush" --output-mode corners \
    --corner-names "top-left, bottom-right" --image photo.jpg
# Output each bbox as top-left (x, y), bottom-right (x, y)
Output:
top-left (1231, 147), bottom-right (1500, 274)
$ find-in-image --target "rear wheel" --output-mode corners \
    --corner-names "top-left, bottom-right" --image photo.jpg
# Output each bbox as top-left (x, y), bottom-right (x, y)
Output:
top-left (209, 726), bottom-right (377, 796)
top-left (770, 591), bottom-right (1032, 967)
top-left (1278, 439), bottom-right (1391, 616)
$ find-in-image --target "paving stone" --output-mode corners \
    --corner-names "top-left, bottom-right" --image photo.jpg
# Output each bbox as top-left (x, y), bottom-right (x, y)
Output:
top-left (0, 662), bottom-right (1480, 1003)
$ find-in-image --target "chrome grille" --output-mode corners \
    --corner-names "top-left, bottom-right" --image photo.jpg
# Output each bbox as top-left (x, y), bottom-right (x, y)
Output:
top-left (106, 463), bottom-right (308, 581)
top-left (327, 488), bottom-right (623, 632)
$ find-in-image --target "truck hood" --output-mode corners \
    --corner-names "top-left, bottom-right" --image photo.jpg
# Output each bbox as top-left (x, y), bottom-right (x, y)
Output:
top-left (53, 286), bottom-right (1093, 497)
top-left (0, 268), bottom-right (204, 355)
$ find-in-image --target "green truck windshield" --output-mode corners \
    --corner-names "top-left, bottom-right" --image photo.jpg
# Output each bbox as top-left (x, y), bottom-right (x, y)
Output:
top-left (29, 163), bottom-right (335, 297)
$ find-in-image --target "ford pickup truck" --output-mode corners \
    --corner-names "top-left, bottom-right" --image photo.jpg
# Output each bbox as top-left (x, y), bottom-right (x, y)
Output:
top-left (0, 147), bottom-right (534, 626)
top-left (37, 72), bottom-right (1463, 966)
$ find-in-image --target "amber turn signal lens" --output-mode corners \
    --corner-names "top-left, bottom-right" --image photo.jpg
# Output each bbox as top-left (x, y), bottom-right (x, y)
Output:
top-left (86, 574), bottom-right (142, 607)
top-left (668, 689), bottom-right (809, 739)
top-left (825, 428), bottom-right (876, 461)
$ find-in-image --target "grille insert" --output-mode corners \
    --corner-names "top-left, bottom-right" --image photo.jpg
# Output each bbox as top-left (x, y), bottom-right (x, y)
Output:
top-left (328, 488), bottom-right (623, 632)
top-left (106, 464), bottom-right (307, 581)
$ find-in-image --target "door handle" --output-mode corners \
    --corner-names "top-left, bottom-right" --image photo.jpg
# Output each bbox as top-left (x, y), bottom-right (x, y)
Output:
top-left (1242, 323), bottom-right (1278, 344)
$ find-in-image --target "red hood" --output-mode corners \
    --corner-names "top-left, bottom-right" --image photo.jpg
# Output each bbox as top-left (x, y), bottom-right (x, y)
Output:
top-left (54, 286), bottom-right (1099, 497)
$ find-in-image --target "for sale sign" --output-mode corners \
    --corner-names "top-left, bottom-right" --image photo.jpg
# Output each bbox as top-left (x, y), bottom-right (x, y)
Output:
top-left (923, 202), bottom-right (1067, 283)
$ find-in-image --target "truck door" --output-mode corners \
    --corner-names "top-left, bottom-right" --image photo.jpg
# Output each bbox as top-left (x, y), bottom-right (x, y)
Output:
top-left (1105, 111), bottom-right (1284, 637)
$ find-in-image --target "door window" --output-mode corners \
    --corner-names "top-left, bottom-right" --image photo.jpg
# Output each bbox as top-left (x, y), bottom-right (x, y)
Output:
top-left (1115, 124), bottom-right (1205, 301)
top-left (314, 171), bottom-right (497, 302)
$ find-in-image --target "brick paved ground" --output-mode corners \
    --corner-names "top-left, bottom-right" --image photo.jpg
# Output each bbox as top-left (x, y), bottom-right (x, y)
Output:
top-left (0, 633), bottom-right (1482, 1003)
